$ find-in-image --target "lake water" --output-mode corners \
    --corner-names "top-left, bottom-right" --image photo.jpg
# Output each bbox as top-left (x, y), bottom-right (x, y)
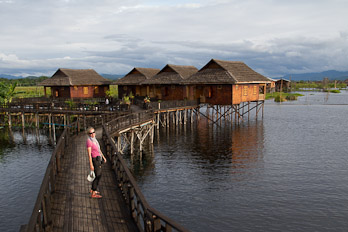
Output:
top-left (1, 91), bottom-right (348, 232)
top-left (133, 91), bottom-right (348, 232)
top-left (0, 130), bottom-right (54, 232)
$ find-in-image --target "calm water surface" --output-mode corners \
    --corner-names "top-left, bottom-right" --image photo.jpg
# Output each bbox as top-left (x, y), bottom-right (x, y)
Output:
top-left (133, 91), bottom-right (348, 232)
top-left (0, 130), bottom-right (53, 232)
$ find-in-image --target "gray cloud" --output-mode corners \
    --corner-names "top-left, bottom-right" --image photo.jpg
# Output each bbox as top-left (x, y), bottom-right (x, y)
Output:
top-left (0, 0), bottom-right (348, 77)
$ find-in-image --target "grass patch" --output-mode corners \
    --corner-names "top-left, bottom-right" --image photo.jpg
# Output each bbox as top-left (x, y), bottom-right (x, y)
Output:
top-left (266, 92), bottom-right (303, 101)
top-left (324, 89), bottom-right (341, 93)
top-left (14, 86), bottom-right (49, 98)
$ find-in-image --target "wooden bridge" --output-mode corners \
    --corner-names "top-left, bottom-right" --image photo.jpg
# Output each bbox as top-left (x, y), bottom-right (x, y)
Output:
top-left (19, 100), bottom-right (200, 232)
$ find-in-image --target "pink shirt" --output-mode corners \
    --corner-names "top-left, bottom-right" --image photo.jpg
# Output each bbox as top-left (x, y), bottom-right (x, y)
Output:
top-left (86, 138), bottom-right (101, 158)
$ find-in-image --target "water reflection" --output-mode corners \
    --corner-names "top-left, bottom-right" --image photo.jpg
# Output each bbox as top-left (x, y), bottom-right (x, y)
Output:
top-left (131, 116), bottom-right (266, 182)
top-left (0, 128), bottom-right (54, 232)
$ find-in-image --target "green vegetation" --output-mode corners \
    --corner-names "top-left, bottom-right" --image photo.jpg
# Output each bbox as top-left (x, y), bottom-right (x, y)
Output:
top-left (266, 92), bottom-right (304, 102)
top-left (14, 86), bottom-right (48, 98)
top-left (0, 76), bottom-right (48, 86)
top-left (293, 81), bottom-right (347, 91)
top-left (65, 99), bottom-right (76, 109)
top-left (0, 82), bottom-right (17, 104)
top-left (324, 89), bottom-right (341, 93)
top-left (106, 85), bottom-right (118, 98)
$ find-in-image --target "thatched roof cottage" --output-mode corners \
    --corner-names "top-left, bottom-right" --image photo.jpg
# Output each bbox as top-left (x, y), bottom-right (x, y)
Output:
top-left (114, 67), bottom-right (160, 98)
top-left (141, 64), bottom-right (198, 100)
top-left (184, 59), bottom-right (271, 105)
top-left (39, 68), bottom-right (111, 98)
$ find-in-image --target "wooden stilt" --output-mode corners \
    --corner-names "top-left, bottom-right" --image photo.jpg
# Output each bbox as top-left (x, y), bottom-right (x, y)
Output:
top-left (52, 115), bottom-right (56, 144)
top-left (130, 131), bottom-right (134, 154)
top-left (21, 112), bottom-right (25, 129)
top-left (8, 113), bottom-right (12, 128)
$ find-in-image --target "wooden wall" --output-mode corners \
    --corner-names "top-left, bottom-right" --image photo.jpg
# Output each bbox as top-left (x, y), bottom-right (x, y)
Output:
top-left (51, 85), bottom-right (109, 98)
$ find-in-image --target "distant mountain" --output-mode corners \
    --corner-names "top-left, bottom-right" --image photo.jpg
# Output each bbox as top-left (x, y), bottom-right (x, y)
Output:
top-left (282, 70), bottom-right (348, 81)
top-left (101, 74), bottom-right (124, 80)
top-left (0, 74), bottom-right (23, 79)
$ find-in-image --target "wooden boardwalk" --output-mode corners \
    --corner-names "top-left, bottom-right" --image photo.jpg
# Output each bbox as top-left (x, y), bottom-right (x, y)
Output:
top-left (50, 128), bottom-right (138, 232)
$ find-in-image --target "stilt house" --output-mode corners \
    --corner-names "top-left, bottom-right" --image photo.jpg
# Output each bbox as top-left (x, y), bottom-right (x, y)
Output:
top-left (274, 78), bottom-right (291, 92)
top-left (39, 68), bottom-right (111, 98)
top-left (114, 67), bottom-right (160, 98)
top-left (184, 59), bottom-right (271, 105)
top-left (141, 64), bottom-right (198, 100)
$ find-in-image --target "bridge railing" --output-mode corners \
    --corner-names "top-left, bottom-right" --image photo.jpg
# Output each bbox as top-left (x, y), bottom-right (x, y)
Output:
top-left (133, 98), bottom-right (199, 111)
top-left (23, 121), bottom-right (78, 232)
top-left (104, 110), bottom-right (155, 133)
top-left (102, 125), bottom-right (189, 232)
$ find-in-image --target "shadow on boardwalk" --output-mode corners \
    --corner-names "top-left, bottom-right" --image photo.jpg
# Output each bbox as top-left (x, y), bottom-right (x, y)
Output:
top-left (51, 129), bottom-right (138, 232)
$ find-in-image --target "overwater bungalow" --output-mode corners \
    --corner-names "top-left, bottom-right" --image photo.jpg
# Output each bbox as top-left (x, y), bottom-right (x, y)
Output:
top-left (183, 59), bottom-right (271, 105)
top-left (141, 64), bottom-right (198, 100)
top-left (39, 68), bottom-right (111, 98)
top-left (274, 78), bottom-right (291, 92)
top-left (114, 67), bottom-right (160, 98)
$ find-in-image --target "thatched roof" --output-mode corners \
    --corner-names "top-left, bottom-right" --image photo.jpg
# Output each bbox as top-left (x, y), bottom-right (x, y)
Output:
top-left (141, 64), bottom-right (198, 85)
top-left (184, 59), bottom-right (271, 84)
top-left (114, 67), bottom-right (160, 85)
top-left (38, 68), bottom-right (111, 86)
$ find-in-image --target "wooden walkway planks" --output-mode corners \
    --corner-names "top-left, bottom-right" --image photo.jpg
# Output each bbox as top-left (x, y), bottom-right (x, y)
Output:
top-left (50, 129), bottom-right (138, 232)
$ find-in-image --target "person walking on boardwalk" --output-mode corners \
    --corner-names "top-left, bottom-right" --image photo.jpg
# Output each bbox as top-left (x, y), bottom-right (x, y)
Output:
top-left (86, 127), bottom-right (106, 198)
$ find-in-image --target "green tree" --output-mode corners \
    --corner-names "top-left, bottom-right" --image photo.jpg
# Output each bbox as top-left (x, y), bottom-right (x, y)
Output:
top-left (0, 82), bottom-right (17, 104)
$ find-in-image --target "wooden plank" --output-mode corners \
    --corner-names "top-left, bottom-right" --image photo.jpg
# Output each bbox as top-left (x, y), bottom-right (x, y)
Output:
top-left (49, 133), bottom-right (138, 232)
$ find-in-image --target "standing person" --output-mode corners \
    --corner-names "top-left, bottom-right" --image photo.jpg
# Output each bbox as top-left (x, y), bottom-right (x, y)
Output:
top-left (86, 127), bottom-right (107, 198)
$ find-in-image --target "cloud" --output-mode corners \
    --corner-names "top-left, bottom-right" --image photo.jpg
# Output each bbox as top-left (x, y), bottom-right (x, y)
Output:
top-left (0, 0), bottom-right (348, 77)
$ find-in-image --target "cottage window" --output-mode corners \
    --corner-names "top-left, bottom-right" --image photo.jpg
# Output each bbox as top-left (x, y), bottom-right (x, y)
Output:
top-left (243, 86), bottom-right (248, 96)
top-left (259, 85), bottom-right (265, 94)
top-left (94, 86), bottom-right (99, 94)
top-left (253, 86), bottom-right (257, 95)
top-left (74, 86), bottom-right (78, 90)
top-left (83, 87), bottom-right (89, 95)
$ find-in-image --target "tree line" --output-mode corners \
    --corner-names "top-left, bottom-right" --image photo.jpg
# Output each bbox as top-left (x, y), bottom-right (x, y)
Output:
top-left (0, 76), bottom-right (49, 86)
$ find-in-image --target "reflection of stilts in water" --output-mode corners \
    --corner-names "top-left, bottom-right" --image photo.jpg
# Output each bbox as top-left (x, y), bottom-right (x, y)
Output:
top-left (8, 127), bottom-right (14, 144)
top-left (35, 128), bottom-right (40, 144)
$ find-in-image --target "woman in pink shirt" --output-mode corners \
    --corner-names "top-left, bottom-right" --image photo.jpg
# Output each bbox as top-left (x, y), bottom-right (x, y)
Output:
top-left (86, 127), bottom-right (106, 198)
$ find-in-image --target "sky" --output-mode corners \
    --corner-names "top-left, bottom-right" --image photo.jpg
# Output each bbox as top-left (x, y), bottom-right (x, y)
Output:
top-left (0, 0), bottom-right (348, 78)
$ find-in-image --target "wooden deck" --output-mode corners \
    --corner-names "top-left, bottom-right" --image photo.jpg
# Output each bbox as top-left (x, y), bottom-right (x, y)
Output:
top-left (50, 128), bottom-right (138, 232)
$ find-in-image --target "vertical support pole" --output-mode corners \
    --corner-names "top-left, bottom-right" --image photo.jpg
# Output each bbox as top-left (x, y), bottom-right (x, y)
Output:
top-left (157, 113), bottom-right (160, 130)
top-left (130, 131), bottom-right (134, 154)
top-left (21, 112), bottom-right (25, 129)
top-left (150, 124), bottom-right (154, 144)
top-left (175, 111), bottom-right (178, 125)
top-left (8, 113), bottom-right (12, 128)
top-left (64, 114), bottom-right (67, 128)
top-left (166, 112), bottom-right (169, 128)
top-left (248, 102), bottom-right (250, 121)
top-left (35, 113), bottom-right (39, 128)
top-left (52, 115), bottom-right (56, 144)
top-left (184, 109), bottom-right (187, 125)
top-left (262, 101), bottom-right (264, 119)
